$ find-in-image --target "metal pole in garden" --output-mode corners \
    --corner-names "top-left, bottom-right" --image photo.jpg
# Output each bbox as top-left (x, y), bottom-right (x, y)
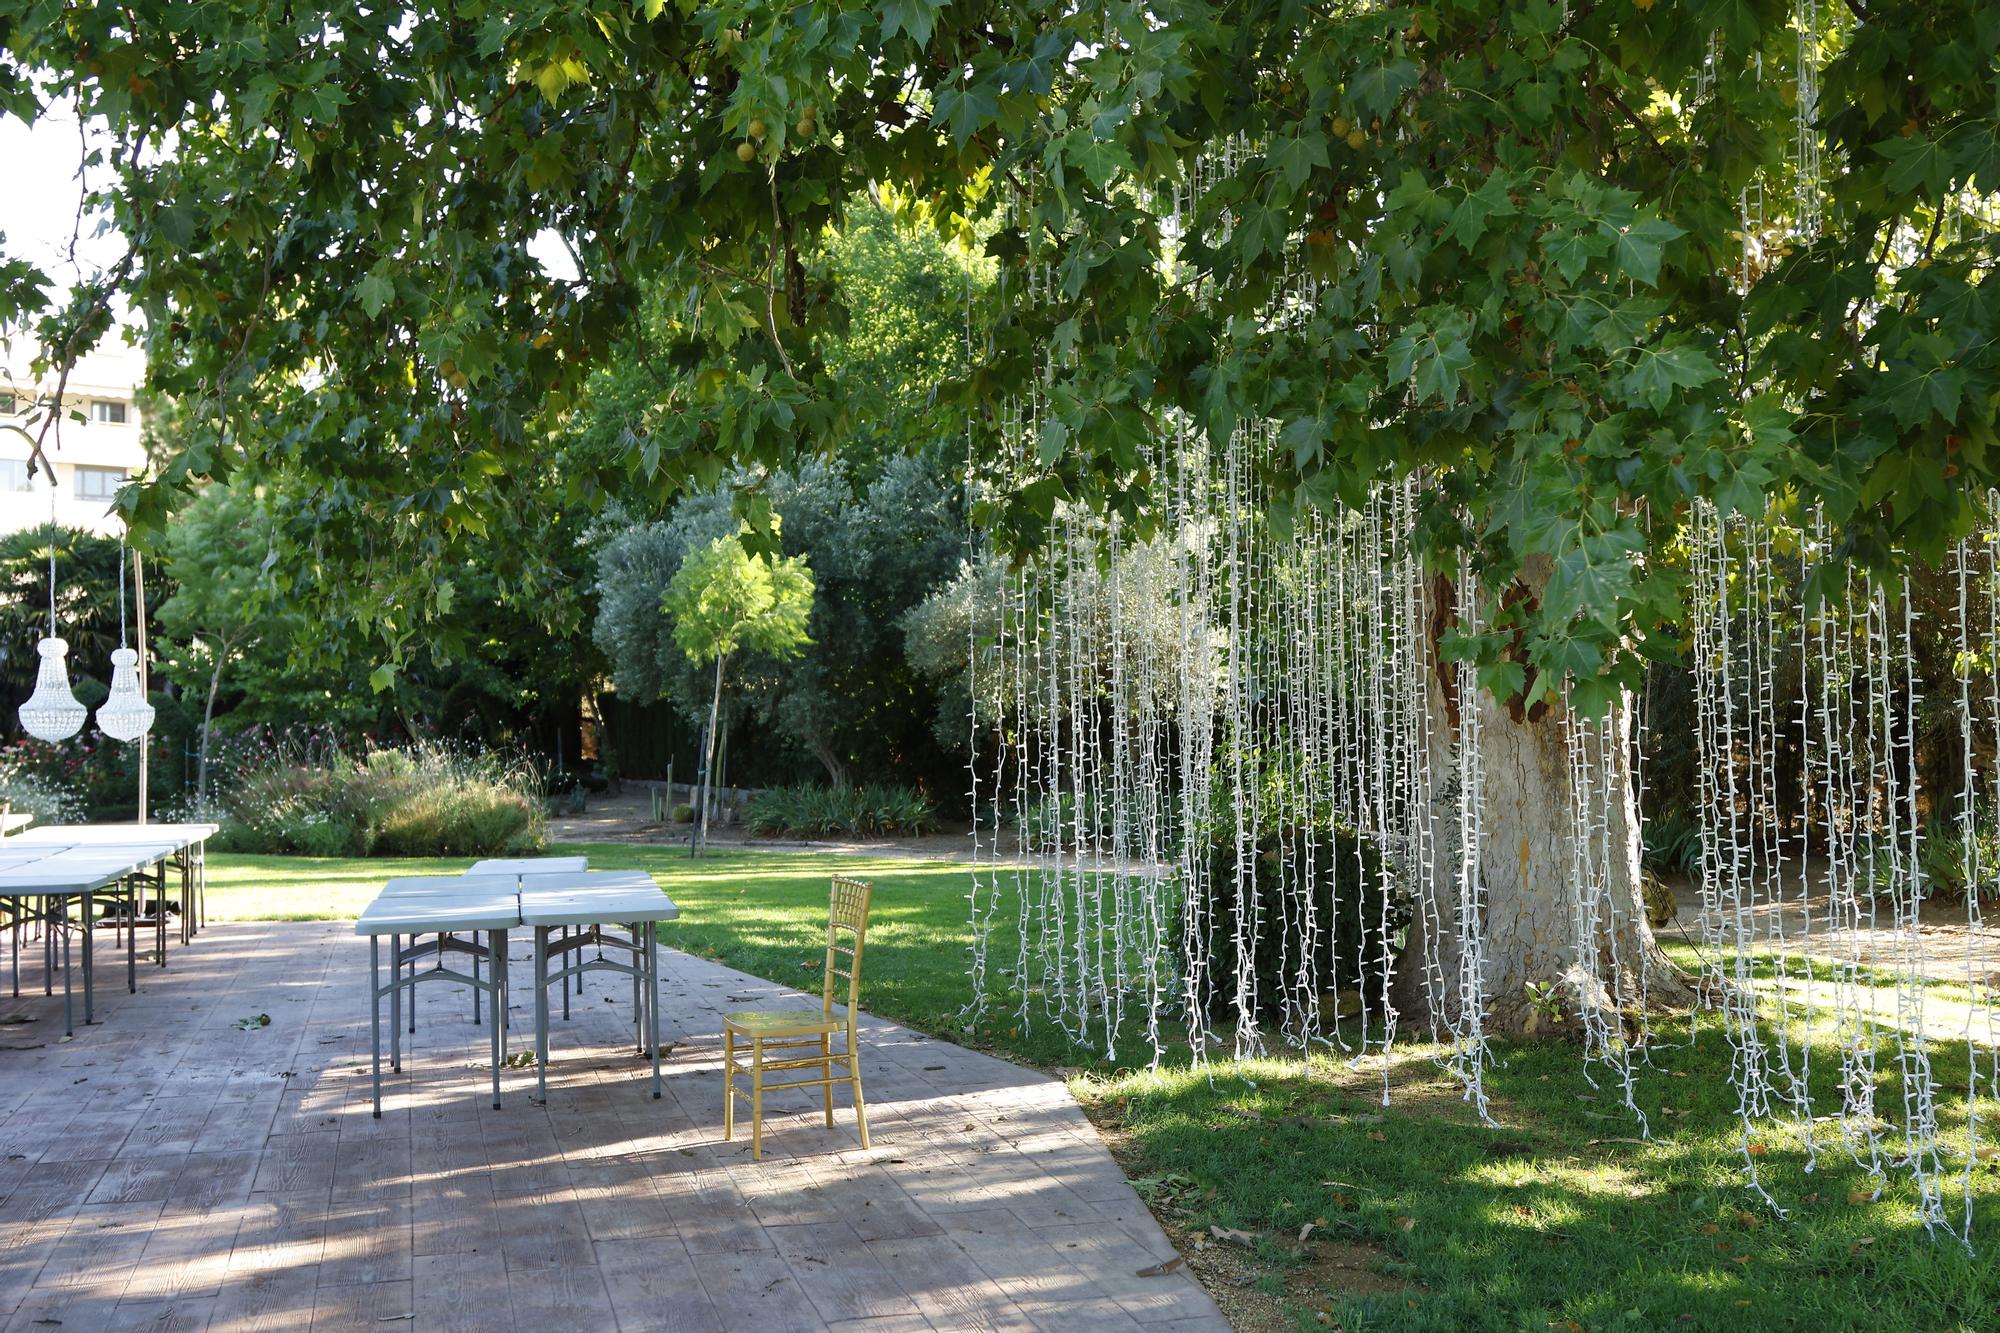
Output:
top-left (134, 547), bottom-right (148, 824)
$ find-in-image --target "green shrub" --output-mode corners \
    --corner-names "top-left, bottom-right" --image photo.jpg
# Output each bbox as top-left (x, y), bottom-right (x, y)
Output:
top-left (671, 802), bottom-right (695, 823)
top-left (743, 783), bottom-right (937, 838)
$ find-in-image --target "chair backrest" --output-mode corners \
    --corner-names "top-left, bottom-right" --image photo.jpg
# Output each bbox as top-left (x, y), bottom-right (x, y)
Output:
top-left (820, 875), bottom-right (872, 1024)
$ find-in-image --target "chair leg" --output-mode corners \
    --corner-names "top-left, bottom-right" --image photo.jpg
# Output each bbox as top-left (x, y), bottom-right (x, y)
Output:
top-left (751, 1041), bottom-right (765, 1161)
top-left (722, 1028), bottom-right (735, 1141)
top-left (819, 1033), bottom-right (834, 1129)
top-left (849, 1038), bottom-right (870, 1150)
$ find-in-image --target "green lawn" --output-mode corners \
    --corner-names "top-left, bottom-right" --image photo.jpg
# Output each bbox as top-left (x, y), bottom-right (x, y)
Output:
top-left (207, 844), bottom-right (1999, 1331)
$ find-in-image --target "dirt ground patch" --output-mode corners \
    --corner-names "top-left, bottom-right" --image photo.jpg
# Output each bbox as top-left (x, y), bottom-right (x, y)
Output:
top-left (1083, 1091), bottom-right (1419, 1332)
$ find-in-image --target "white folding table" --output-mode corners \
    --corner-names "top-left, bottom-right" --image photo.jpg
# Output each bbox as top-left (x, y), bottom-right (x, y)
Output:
top-left (356, 882), bottom-right (521, 1117)
top-left (0, 841), bottom-right (189, 1032)
top-left (519, 871), bottom-right (679, 1103)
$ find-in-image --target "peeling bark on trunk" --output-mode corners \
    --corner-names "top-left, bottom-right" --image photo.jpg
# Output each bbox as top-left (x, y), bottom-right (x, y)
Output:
top-left (1394, 565), bottom-right (1695, 1037)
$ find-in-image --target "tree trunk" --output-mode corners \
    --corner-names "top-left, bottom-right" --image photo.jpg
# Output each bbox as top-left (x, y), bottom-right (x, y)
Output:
top-left (1394, 566), bottom-right (1694, 1037)
top-left (695, 652), bottom-right (725, 855)
top-left (197, 651), bottom-right (225, 805)
top-left (808, 738), bottom-right (850, 789)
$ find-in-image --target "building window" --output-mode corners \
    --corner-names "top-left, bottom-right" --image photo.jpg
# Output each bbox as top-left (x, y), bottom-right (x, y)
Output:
top-left (90, 399), bottom-right (128, 424)
top-left (0, 460), bottom-right (28, 493)
top-left (73, 466), bottom-right (126, 501)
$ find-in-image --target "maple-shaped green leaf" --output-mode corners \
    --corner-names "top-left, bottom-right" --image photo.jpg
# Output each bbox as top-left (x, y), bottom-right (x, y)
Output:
top-left (1070, 135), bottom-right (1135, 190)
top-left (1601, 215), bottom-right (1684, 288)
top-left (1348, 59), bottom-right (1417, 118)
top-left (878, 0), bottom-right (945, 49)
top-left (1621, 343), bottom-right (1719, 410)
top-left (1268, 130), bottom-right (1330, 192)
top-left (1443, 171), bottom-right (1518, 251)
top-left (1876, 134), bottom-right (1950, 196)
top-left (356, 272), bottom-right (395, 318)
top-left (934, 81), bottom-right (999, 145)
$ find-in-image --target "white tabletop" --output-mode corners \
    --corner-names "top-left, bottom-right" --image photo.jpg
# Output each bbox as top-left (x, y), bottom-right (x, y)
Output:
top-left (467, 856), bottom-right (588, 878)
top-left (10, 824), bottom-right (218, 855)
top-left (0, 862), bottom-right (135, 895)
top-left (516, 869), bottom-right (655, 891)
top-left (378, 873), bottom-right (521, 897)
top-left (519, 873), bottom-right (679, 926)
top-left (355, 891), bottom-right (521, 935)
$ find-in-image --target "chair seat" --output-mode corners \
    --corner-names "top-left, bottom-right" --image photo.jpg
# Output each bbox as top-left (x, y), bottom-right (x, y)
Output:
top-left (724, 1009), bottom-right (843, 1039)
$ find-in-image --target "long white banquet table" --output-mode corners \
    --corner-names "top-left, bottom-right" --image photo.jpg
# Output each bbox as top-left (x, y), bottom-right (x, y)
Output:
top-left (0, 824), bottom-right (218, 1035)
top-left (519, 870), bottom-right (680, 1103)
top-left (10, 822), bottom-right (218, 945)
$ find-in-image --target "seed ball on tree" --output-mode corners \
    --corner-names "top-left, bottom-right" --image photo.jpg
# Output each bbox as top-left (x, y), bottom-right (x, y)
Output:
top-left (748, 117), bottom-right (767, 139)
top-left (1345, 129), bottom-right (1366, 150)
top-left (736, 141), bottom-right (757, 162)
top-left (1331, 115), bottom-right (1351, 137)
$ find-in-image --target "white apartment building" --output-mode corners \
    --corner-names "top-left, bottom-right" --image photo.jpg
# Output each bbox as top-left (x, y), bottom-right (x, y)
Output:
top-left (0, 340), bottom-right (148, 536)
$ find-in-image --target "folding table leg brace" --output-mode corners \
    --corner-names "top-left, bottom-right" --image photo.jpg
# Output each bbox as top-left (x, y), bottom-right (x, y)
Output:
top-left (531, 920), bottom-right (662, 1104)
top-left (369, 925), bottom-right (510, 1118)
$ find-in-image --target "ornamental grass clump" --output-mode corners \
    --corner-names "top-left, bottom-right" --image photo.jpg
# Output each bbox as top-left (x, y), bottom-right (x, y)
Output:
top-left (210, 736), bottom-right (545, 857)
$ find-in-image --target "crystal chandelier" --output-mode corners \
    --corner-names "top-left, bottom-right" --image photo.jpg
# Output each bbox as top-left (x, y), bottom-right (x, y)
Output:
top-left (18, 508), bottom-right (85, 744)
top-left (20, 636), bottom-right (86, 742)
top-left (96, 540), bottom-right (154, 742)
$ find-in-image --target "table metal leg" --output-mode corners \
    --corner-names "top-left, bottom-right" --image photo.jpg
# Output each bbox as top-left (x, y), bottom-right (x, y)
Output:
top-left (487, 928), bottom-right (504, 1110)
top-left (492, 930), bottom-right (506, 1065)
top-left (648, 922), bottom-right (662, 1100)
top-left (534, 926), bottom-right (549, 1105)
top-left (370, 935), bottom-right (383, 1119)
top-left (80, 891), bottom-right (94, 1026)
top-left (469, 935), bottom-right (481, 1027)
top-left (125, 876), bottom-right (137, 995)
top-left (631, 923), bottom-right (643, 1054)
top-left (389, 932), bottom-right (402, 1073)
top-left (154, 864), bottom-right (167, 967)
top-left (59, 901), bottom-right (72, 1038)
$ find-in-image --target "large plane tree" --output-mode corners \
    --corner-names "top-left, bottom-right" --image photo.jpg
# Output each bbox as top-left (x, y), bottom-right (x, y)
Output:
top-left (1, 0), bottom-right (1994, 1031)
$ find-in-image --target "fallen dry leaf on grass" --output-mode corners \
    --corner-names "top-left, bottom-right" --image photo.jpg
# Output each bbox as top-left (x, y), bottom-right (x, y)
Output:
top-left (1394, 1216), bottom-right (1417, 1232)
top-left (1208, 1224), bottom-right (1259, 1247)
top-left (1134, 1255), bottom-right (1185, 1278)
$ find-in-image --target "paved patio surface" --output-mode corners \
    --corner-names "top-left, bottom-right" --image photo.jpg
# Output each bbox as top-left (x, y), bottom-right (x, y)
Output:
top-left (0, 921), bottom-right (1224, 1332)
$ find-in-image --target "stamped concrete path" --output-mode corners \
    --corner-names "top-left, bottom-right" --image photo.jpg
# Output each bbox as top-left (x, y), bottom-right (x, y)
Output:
top-left (0, 922), bottom-right (1224, 1332)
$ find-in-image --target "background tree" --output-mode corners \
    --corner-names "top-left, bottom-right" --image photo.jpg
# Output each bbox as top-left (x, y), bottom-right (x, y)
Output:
top-left (154, 485), bottom-right (273, 801)
top-left (664, 532), bottom-right (813, 850)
